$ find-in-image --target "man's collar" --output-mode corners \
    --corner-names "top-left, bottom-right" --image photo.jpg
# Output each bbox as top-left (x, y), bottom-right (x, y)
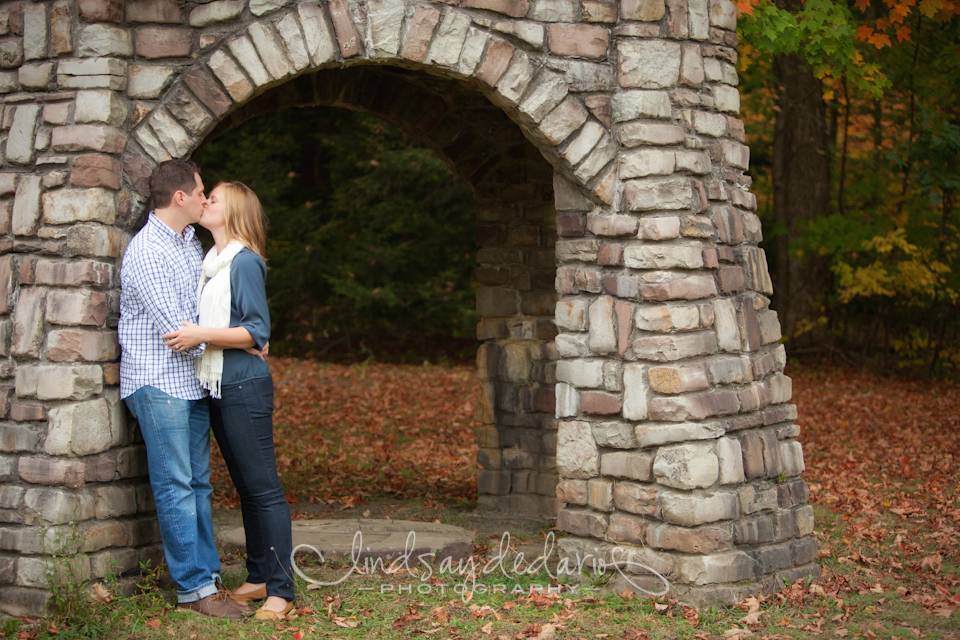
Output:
top-left (149, 211), bottom-right (196, 241)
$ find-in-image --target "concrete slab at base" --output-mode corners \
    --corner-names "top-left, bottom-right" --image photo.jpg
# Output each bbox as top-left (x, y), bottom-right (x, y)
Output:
top-left (217, 519), bottom-right (475, 564)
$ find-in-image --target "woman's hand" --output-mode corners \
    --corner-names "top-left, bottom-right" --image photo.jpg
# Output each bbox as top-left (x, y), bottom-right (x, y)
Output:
top-left (162, 322), bottom-right (207, 352)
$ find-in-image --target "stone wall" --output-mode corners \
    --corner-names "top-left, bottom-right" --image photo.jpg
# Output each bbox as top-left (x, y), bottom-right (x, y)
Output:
top-left (0, 0), bottom-right (815, 614)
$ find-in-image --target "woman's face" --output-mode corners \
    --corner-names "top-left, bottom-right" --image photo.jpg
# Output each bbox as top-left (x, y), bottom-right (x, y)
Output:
top-left (200, 186), bottom-right (226, 232)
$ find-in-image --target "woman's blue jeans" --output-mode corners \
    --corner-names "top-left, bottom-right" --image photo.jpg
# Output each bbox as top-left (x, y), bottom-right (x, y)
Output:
top-left (210, 375), bottom-right (294, 600)
top-left (125, 387), bottom-right (221, 603)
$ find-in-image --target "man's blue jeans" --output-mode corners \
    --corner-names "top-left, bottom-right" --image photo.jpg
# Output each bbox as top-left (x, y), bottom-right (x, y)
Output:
top-left (125, 386), bottom-right (221, 603)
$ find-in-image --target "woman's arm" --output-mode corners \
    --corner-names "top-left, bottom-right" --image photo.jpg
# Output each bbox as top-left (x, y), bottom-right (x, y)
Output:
top-left (162, 321), bottom-right (254, 351)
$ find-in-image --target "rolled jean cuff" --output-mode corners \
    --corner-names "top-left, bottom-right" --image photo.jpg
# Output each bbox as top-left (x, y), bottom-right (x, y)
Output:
top-left (177, 578), bottom-right (218, 603)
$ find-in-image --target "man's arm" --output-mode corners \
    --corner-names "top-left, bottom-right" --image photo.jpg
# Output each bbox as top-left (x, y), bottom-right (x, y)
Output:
top-left (126, 249), bottom-right (205, 356)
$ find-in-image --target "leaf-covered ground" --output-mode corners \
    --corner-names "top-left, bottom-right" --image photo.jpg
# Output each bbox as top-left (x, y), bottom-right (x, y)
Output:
top-left (14, 360), bottom-right (960, 639)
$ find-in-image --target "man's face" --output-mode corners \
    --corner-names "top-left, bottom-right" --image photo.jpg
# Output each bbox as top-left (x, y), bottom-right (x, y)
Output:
top-left (182, 173), bottom-right (207, 223)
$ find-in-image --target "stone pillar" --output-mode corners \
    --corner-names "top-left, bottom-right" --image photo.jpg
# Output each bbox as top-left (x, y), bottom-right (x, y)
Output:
top-left (551, 0), bottom-right (817, 606)
top-left (0, 0), bottom-right (160, 616)
top-left (0, 0), bottom-right (815, 614)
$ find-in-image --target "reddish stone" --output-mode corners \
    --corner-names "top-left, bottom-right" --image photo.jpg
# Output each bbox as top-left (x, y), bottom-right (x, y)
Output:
top-left (126, 0), bottom-right (181, 23)
top-left (79, 0), bottom-right (124, 23)
top-left (71, 154), bottom-right (122, 190)
top-left (123, 152), bottom-right (154, 196)
top-left (18, 456), bottom-right (85, 488)
top-left (548, 24), bottom-right (609, 60)
top-left (667, 0), bottom-right (689, 38)
top-left (461, 0), bottom-right (529, 18)
top-left (135, 27), bottom-right (192, 59)
top-left (328, 0), bottom-right (360, 58)
top-left (717, 266), bottom-right (745, 293)
top-left (584, 95), bottom-right (611, 128)
top-left (531, 385), bottom-right (555, 413)
top-left (51, 125), bottom-right (125, 154)
top-left (10, 403), bottom-right (44, 421)
top-left (183, 64), bottom-right (231, 118)
top-left (400, 5), bottom-right (440, 63)
top-left (597, 242), bottom-right (623, 266)
top-left (557, 213), bottom-right (585, 237)
top-left (476, 40), bottom-right (514, 87)
top-left (607, 513), bottom-right (649, 544)
top-left (702, 246), bottom-right (719, 269)
top-left (580, 391), bottom-right (621, 415)
top-left (9, 4), bottom-right (21, 36)
top-left (103, 363), bottom-right (120, 385)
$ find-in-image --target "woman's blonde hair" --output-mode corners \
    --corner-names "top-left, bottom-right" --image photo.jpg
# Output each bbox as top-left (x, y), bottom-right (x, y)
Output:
top-left (215, 181), bottom-right (267, 257)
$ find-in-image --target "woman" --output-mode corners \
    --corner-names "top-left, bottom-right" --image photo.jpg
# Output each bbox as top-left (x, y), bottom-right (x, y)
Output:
top-left (162, 182), bottom-right (294, 620)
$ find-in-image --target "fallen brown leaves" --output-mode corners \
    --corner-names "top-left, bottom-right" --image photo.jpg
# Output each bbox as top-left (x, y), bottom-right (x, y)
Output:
top-left (210, 358), bottom-right (480, 511)
top-left (792, 365), bottom-right (960, 619)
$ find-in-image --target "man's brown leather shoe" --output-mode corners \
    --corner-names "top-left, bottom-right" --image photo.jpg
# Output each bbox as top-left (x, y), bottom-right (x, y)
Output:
top-left (178, 591), bottom-right (249, 619)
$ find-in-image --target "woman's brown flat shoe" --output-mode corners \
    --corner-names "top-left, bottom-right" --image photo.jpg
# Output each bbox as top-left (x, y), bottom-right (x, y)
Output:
top-left (230, 586), bottom-right (267, 603)
top-left (254, 601), bottom-right (294, 621)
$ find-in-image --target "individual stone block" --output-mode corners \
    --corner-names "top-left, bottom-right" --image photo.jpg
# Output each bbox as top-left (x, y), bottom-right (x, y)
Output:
top-left (716, 436), bottom-right (744, 484)
top-left (250, 0), bottom-right (287, 15)
top-left (23, 3), bottom-right (48, 62)
top-left (648, 365), bottom-right (708, 394)
top-left (45, 290), bottom-right (109, 326)
top-left (190, 0), bottom-right (244, 27)
top-left (45, 397), bottom-right (112, 456)
top-left (15, 365), bottom-right (103, 401)
top-left (636, 421), bottom-right (723, 446)
top-left (621, 148), bottom-right (675, 178)
top-left (536, 96), bottom-right (588, 146)
top-left (661, 490), bottom-right (738, 526)
top-left (555, 299), bottom-right (589, 331)
top-left (136, 27), bottom-right (193, 59)
top-left (624, 243), bottom-right (703, 270)
top-left (600, 451), bottom-right (653, 481)
top-left (580, 391), bottom-right (621, 415)
top-left (496, 50), bottom-right (537, 106)
top-left (66, 224), bottom-right (126, 258)
top-left (12, 175), bottom-right (42, 236)
top-left (11, 288), bottom-right (46, 358)
top-left (51, 125), bottom-right (125, 154)
top-left (126, 0), bottom-right (183, 24)
top-left (624, 177), bottom-right (693, 211)
top-left (607, 512), bottom-right (649, 544)
top-left (632, 331), bottom-right (717, 362)
top-left (23, 488), bottom-right (96, 525)
top-left (7, 104), bottom-right (41, 165)
top-left (70, 154), bottom-right (122, 190)
top-left (715, 84), bottom-right (740, 114)
top-left (43, 189), bottom-right (116, 225)
top-left (18, 63), bottom-right (54, 90)
top-left (556, 479), bottom-right (588, 505)
top-left (127, 65), bottom-right (174, 100)
top-left (557, 507), bottom-right (607, 538)
top-left (518, 70), bottom-right (567, 123)
top-left (79, 0), bottom-right (125, 22)
top-left (556, 359), bottom-right (603, 389)
top-left (79, 25), bottom-right (134, 57)
top-left (548, 24), bottom-right (609, 59)
top-left (46, 330), bottom-right (119, 362)
top-left (557, 421), bottom-right (598, 479)
top-left (676, 550), bottom-right (756, 586)
top-left (588, 478), bottom-right (614, 511)
top-left (588, 296), bottom-right (616, 355)
top-left (18, 456), bottom-right (85, 488)
top-left (613, 482), bottom-right (659, 517)
top-left (654, 442), bottom-right (718, 490)
top-left (327, 0), bottom-right (360, 57)
top-left (619, 40), bottom-right (681, 88)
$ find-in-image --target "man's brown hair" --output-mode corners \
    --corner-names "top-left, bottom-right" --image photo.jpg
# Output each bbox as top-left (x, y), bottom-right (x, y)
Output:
top-left (149, 159), bottom-right (201, 209)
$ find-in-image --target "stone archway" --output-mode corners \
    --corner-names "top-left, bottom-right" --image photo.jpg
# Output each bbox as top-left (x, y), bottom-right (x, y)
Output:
top-left (0, 0), bottom-right (815, 614)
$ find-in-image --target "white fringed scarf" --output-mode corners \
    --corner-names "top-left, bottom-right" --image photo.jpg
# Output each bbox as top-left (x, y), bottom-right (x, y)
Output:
top-left (195, 241), bottom-right (245, 398)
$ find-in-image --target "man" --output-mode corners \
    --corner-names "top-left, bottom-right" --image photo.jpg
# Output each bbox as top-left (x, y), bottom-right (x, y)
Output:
top-left (119, 159), bottom-right (247, 618)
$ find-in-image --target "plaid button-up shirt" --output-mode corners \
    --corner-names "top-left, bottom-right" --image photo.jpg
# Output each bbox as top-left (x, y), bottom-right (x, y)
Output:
top-left (119, 213), bottom-right (206, 400)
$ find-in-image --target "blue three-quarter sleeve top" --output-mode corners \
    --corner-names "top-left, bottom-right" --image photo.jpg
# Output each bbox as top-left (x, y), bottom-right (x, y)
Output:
top-left (221, 247), bottom-right (271, 385)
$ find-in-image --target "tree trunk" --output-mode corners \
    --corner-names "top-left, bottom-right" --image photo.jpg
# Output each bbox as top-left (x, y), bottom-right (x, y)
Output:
top-left (770, 51), bottom-right (832, 343)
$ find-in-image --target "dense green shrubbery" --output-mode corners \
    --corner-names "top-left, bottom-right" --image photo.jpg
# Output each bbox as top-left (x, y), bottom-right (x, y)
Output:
top-left (193, 107), bottom-right (479, 362)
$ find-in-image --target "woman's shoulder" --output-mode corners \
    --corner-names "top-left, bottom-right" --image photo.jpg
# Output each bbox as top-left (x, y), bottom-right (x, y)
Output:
top-left (233, 247), bottom-right (266, 275)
